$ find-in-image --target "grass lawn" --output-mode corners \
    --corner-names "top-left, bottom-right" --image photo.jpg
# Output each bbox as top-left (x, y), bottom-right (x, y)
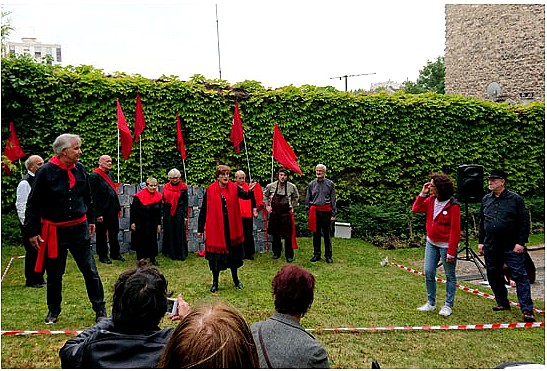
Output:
top-left (1, 236), bottom-right (544, 368)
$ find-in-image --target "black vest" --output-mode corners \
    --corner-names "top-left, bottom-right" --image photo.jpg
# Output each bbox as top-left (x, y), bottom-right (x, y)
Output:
top-left (22, 173), bottom-right (37, 189)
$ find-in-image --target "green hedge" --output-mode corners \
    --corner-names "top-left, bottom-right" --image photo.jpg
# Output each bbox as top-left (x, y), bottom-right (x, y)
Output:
top-left (2, 56), bottom-right (544, 215)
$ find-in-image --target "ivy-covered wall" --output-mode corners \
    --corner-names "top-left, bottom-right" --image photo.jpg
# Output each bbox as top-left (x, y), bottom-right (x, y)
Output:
top-left (2, 56), bottom-right (544, 211)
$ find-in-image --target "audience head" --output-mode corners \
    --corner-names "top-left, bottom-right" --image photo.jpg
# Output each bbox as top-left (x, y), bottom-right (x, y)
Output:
top-left (25, 155), bottom-right (44, 174)
top-left (112, 260), bottom-right (168, 333)
top-left (235, 170), bottom-right (246, 185)
top-left (273, 265), bottom-right (315, 317)
top-left (158, 301), bottom-right (259, 368)
top-left (430, 173), bottom-right (455, 202)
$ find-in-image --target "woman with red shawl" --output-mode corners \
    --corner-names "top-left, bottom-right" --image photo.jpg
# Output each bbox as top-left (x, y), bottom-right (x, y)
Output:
top-left (162, 169), bottom-right (189, 261)
top-left (130, 177), bottom-right (162, 265)
top-left (197, 165), bottom-right (256, 293)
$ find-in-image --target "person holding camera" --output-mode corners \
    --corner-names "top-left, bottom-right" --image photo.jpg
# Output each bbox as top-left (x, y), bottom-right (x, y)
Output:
top-left (59, 260), bottom-right (190, 368)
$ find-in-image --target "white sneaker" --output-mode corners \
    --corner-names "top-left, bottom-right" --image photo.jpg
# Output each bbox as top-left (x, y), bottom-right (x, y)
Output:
top-left (439, 306), bottom-right (452, 316)
top-left (417, 303), bottom-right (436, 312)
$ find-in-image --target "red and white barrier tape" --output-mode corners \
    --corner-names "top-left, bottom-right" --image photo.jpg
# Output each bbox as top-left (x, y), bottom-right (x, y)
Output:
top-left (1, 255), bottom-right (25, 283)
top-left (388, 260), bottom-right (545, 315)
top-left (2, 322), bottom-right (543, 336)
top-left (307, 321), bottom-right (544, 333)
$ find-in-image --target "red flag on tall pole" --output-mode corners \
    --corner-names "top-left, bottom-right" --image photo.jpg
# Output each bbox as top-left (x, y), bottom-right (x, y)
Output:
top-left (134, 93), bottom-right (146, 143)
top-left (3, 121), bottom-right (26, 162)
top-left (230, 102), bottom-right (244, 153)
top-left (272, 124), bottom-right (302, 175)
top-left (176, 111), bottom-right (187, 160)
top-left (117, 98), bottom-right (133, 160)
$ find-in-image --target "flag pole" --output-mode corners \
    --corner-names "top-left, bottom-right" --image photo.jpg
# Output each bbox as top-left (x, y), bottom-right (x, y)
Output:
top-left (243, 134), bottom-right (252, 181)
top-left (18, 159), bottom-right (24, 178)
top-left (117, 130), bottom-right (120, 183)
top-left (139, 139), bottom-right (143, 184)
top-left (182, 159), bottom-right (188, 184)
top-left (271, 156), bottom-right (274, 183)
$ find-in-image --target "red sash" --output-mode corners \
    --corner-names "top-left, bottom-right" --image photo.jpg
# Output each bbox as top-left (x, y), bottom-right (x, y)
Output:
top-left (238, 182), bottom-right (253, 218)
top-left (49, 156), bottom-right (76, 189)
top-left (308, 204), bottom-right (332, 232)
top-left (134, 188), bottom-right (162, 206)
top-left (163, 181), bottom-right (188, 217)
top-left (290, 210), bottom-right (298, 249)
top-left (34, 215), bottom-right (87, 272)
top-left (93, 168), bottom-right (121, 191)
top-left (205, 181), bottom-right (244, 254)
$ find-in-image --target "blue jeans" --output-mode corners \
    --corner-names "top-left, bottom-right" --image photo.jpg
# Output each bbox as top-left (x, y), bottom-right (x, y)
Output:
top-left (484, 248), bottom-right (533, 312)
top-left (423, 241), bottom-right (457, 308)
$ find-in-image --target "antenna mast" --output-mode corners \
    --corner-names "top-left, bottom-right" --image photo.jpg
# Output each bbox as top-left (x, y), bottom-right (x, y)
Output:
top-left (215, 4), bottom-right (222, 80)
top-left (330, 72), bottom-right (376, 92)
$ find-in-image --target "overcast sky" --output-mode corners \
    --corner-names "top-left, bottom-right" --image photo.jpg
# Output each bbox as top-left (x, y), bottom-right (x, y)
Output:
top-left (3, 0), bottom-right (448, 90)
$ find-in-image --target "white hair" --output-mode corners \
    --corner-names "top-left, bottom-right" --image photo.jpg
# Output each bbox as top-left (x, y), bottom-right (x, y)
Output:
top-left (316, 164), bottom-right (327, 172)
top-left (167, 168), bottom-right (181, 178)
top-left (52, 134), bottom-right (81, 155)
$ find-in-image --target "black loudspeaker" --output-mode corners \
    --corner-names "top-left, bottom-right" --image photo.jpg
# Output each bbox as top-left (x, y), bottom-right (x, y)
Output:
top-left (457, 164), bottom-right (484, 203)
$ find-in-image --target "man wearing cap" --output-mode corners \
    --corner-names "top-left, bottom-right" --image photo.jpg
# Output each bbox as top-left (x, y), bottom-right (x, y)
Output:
top-left (264, 169), bottom-right (299, 262)
top-left (478, 169), bottom-right (535, 322)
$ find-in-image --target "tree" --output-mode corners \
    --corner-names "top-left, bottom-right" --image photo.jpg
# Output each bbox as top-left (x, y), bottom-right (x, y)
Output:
top-left (403, 56), bottom-right (445, 94)
top-left (1, 11), bottom-right (14, 57)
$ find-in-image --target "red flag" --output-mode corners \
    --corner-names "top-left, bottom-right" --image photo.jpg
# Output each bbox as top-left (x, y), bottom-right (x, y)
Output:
top-left (272, 124), bottom-right (302, 175)
top-left (134, 93), bottom-right (146, 143)
top-left (230, 102), bottom-right (244, 153)
top-left (176, 112), bottom-right (187, 160)
top-left (4, 121), bottom-right (26, 163)
top-left (117, 98), bottom-right (133, 160)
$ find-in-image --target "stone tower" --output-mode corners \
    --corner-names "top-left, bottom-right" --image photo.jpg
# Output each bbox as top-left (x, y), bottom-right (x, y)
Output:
top-left (445, 4), bottom-right (545, 103)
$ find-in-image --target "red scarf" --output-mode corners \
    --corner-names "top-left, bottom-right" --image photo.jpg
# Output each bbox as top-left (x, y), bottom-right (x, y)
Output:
top-left (49, 156), bottom-right (76, 189)
top-left (307, 204), bottom-right (332, 232)
top-left (134, 188), bottom-right (162, 206)
top-left (205, 180), bottom-right (244, 254)
top-left (162, 181), bottom-right (188, 217)
top-left (35, 215), bottom-right (87, 272)
top-left (93, 168), bottom-right (121, 191)
top-left (238, 182), bottom-right (253, 218)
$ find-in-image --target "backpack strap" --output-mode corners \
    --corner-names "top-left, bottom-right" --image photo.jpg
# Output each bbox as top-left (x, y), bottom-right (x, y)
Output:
top-left (258, 326), bottom-right (273, 368)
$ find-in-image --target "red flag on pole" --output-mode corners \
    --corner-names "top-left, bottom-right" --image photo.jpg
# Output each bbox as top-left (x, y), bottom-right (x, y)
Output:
top-left (230, 102), bottom-right (244, 153)
top-left (134, 93), bottom-right (146, 143)
top-left (3, 121), bottom-right (26, 162)
top-left (117, 98), bottom-right (133, 160)
top-left (176, 111), bottom-right (187, 160)
top-left (272, 124), bottom-right (302, 175)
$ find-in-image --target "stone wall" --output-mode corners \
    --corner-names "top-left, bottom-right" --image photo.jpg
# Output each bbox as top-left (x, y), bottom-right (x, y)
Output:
top-left (445, 4), bottom-right (545, 103)
top-left (91, 184), bottom-right (272, 255)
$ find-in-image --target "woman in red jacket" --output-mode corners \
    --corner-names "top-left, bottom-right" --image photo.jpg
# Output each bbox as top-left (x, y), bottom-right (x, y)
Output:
top-left (412, 173), bottom-right (461, 317)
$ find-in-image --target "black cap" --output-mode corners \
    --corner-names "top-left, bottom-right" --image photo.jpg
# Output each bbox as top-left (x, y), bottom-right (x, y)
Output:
top-left (278, 168), bottom-right (289, 176)
top-left (488, 169), bottom-right (508, 180)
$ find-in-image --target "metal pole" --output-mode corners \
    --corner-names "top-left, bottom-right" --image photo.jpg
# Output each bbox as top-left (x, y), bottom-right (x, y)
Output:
top-left (243, 134), bottom-right (252, 181)
top-left (117, 130), bottom-right (120, 183)
top-left (182, 159), bottom-right (188, 184)
top-left (139, 140), bottom-right (143, 184)
top-left (215, 4), bottom-right (222, 80)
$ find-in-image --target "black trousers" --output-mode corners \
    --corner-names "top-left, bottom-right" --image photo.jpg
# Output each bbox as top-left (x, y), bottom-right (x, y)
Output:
top-left (45, 223), bottom-right (105, 314)
top-left (242, 217), bottom-right (255, 258)
top-left (272, 236), bottom-right (294, 259)
top-left (20, 224), bottom-right (45, 286)
top-left (95, 213), bottom-right (121, 258)
top-left (312, 210), bottom-right (333, 258)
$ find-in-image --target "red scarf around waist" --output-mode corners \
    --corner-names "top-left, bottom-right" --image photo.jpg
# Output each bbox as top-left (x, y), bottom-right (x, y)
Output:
top-left (205, 181), bottom-right (244, 254)
top-left (35, 215), bottom-right (87, 272)
top-left (162, 181), bottom-right (188, 217)
top-left (134, 188), bottom-right (162, 206)
top-left (49, 156), bottom-right (76, 189)
top-left (307, 204), bottom-right (332, 232)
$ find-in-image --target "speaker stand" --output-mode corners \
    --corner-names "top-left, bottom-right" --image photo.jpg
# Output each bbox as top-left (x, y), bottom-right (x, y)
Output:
top-left (457, 202), bottom-right (487, 281)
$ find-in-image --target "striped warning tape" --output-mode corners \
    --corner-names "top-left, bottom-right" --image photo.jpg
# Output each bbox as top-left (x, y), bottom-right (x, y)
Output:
top-left (1, 256), bottom-right (25, 283)
top-left (2, 322), bottom-right (543, 336)
top-left (388, 259), bottom-right (545, 315)
top-left (307, 321), bottom-right (544, 333)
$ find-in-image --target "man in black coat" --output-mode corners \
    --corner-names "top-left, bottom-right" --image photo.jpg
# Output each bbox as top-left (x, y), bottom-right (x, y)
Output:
top-left (88, 155), bottom-right (124, 264)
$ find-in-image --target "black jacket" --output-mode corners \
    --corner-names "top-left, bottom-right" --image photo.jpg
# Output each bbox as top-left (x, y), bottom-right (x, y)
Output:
top-left (88, 170), bottom-right (121, 218)
top-left (478, 189), bottom-right (529, 252)
top-left (59, 318), bottom-right (173, 368)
